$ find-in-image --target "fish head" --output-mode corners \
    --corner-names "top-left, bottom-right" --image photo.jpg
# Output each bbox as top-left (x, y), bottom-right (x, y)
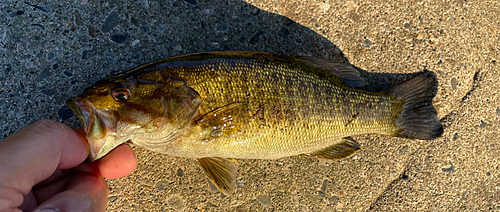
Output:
top-left (67, 74), bottom-right (201, 161)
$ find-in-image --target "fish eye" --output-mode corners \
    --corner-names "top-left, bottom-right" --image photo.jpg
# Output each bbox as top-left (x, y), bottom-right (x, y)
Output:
top-left (112, 88), bottom-right (131, 102)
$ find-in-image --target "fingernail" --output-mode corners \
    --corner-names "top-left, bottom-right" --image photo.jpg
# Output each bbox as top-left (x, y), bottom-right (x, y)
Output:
top-left (34, 208), bottom-right (59, 212)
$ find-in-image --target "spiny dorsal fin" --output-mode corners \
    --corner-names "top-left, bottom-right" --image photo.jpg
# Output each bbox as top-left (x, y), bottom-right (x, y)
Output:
top-left (302, 137), bottom-right (362, 160)
top-left (295, 57), bottom-right (364, 88)
top-left (198, 157), bottom-right (238, 195)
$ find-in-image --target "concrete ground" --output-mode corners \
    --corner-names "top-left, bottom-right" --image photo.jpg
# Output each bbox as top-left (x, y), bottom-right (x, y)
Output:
top-left (1, 0), bottom-right (499, 211)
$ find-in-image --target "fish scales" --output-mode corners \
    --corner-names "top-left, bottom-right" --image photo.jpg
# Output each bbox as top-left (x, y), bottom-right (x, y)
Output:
top-left (128, 57), bottom-right (401, 159)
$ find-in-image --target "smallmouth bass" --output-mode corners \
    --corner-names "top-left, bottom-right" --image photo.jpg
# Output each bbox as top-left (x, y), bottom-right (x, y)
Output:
top-left (67, 51), bottom-right (443, 194)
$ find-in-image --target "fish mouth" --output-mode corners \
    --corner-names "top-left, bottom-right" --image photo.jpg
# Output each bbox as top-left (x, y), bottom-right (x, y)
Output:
top-left (67, 97), bottom-right (119, 161)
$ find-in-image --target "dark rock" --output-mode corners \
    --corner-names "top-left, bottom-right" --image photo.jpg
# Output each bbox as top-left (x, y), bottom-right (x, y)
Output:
top-left (17, 11), bottom-right (24, 16)
top-left (246, 17), bottom-right (259, 23)
top-left (111, 34), bottom-right (127, 43)
top-left (52, 64), bottom-right (58, 70)
top-left (184, 0), bottom-right (197, 5)
top-left (63, 70), bottom-right (73, 77)
top-left (102, 11), bottom-right (119, 33)
top-left (497, 107), bottom-right (500, 116)
top-left (131, 17), bottom-right (139, 27)
top-left (39, 67), bottom-right (51, 79)
top-left (28, 42), bottom-right (37, 51)
top-left (47, 52), bottom-right (55, 60)
top-left (399, 145), bottom-right (409, 154)
top-left (41, 89), bottom-right (55, 96)
top-left (278, 27), bottom-right (290, 39)
top-left (106, 51), bottom-right (116, 64)
top-left (362, 39), bottom-right (373, 48)
top-left (154, 181), bottom-right (169, 191)
top-left (24, 2), bottom-right (51, 13)
top-left (0, 99), bottom-right (5, 107)
top-left (168, 196), bottom-right (185, 211)
top-left (74, 10), bottom-right (83, 26)
top-left (442, 161), bottom-right (454, 172)
top-left (172, 1), bottom-right (183, 7)
top-left (5, 65), bottom-right (11, 72)
top-left (486, 172), bottom-right (491, 176)
top-left (30, 24), bottom-right (45, 31)
top-left (321, 179), bottom-right (328, 193)
top-left (318, 190), bottom-right (326, 198)
top-left (255, 195), bottom-right (271, 208)
top-left (82, 50), bottom-right (89, 59)
top-left (249, 31), bottom-right (264, 44)
top-left (452, 133), bottom-right (458, 141)
top-left (295, 38), bottom-right (304, 43)
top-left (33, 36), bottom-right (41, 40)
top-left (176, 169), bottom-right (184, 177)
top-left (88, 26), bottom-right (98, 37)
top-left (451, 77), bottom-right (457, 90)
top-left (108, 196), bottom-right (118, 202)
top-left (140, 26), bottom-right (150, 33)
top-left (480, 121), bottom-right (487, 128)
top-left (216, 24), bottom-right (228, 33)
top-left (328, 196), bottom-right (339, 204)
top-left (354, 186), bottom-right (360, 189)
top-left (58, 106), bottom-right (74, 120)
top-left (404, 23), bottom-right (410, 29)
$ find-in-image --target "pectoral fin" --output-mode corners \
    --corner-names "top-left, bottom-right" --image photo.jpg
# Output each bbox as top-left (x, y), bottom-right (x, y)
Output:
top-left (195, 103), bottom-right (249, 139)
top-left (302, 137), bottom-right (362, 160)
top-left (198, 157), bottom-right (237, 195)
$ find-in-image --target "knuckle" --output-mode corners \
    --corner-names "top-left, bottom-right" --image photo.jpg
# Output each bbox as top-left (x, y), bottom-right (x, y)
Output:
top-left (32, 120), bottom-right (70, 137)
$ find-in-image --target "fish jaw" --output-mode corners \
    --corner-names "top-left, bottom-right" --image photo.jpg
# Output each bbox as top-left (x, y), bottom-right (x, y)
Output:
top-left (67, 97), bottom-right (125, 161)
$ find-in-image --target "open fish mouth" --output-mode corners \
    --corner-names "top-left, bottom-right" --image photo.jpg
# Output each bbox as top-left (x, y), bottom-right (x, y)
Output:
top-left (67, 97), bottom-right (118, 161)
top-left (67, 97), bottom-right (91, 134)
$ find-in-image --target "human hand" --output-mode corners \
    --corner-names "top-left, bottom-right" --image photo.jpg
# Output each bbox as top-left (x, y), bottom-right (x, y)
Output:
top-left (0, 120), bottom-right (137, 212)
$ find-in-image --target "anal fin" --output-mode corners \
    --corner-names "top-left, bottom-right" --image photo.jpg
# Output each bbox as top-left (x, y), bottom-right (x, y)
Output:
top-left (302, 137), bottom-right (362, 160)
top-left (198, 157), bottom-right (237, 195)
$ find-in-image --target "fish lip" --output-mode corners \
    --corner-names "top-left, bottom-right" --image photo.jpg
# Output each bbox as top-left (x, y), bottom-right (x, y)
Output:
top-left (67, 97), bottom-right (118, 161)
top-left (66, 97), bottom-right (91, 134)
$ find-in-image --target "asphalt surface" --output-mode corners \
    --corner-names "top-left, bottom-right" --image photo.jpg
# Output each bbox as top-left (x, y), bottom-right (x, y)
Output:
top-left (0, 0), bottom-right (499, 211)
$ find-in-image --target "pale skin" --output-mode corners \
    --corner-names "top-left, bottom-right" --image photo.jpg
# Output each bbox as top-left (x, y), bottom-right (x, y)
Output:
top-left (0, 120), bottom-right (138, 212)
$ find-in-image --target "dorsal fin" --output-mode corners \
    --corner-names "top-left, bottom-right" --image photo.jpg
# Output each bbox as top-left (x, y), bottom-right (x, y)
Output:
top-left (295, 56), bottom-right (364, 88)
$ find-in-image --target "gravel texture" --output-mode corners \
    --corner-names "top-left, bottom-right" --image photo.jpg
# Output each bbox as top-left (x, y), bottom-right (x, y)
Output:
top-left (0, 0), bottom-right (499, 211)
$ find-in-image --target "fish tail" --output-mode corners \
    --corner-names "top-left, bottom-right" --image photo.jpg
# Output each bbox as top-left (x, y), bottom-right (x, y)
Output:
top-left (388, 71), bottom-right (443, 140)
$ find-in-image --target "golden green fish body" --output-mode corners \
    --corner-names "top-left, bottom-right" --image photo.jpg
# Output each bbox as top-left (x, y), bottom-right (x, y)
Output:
top-left (135, 54), bottom-right (401, 159)
top-left (72, 51), bottom-right (414, 160)
top-left (68, 51), bottom-right (443, 194)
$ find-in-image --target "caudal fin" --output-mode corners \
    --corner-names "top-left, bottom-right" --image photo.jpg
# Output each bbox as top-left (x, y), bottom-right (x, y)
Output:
top-left (388, 71), bottom-right (444, 140)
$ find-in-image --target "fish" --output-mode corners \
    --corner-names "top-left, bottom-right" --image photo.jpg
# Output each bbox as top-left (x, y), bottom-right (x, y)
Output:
top-left (67, 51), bottom-right (444, 195)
